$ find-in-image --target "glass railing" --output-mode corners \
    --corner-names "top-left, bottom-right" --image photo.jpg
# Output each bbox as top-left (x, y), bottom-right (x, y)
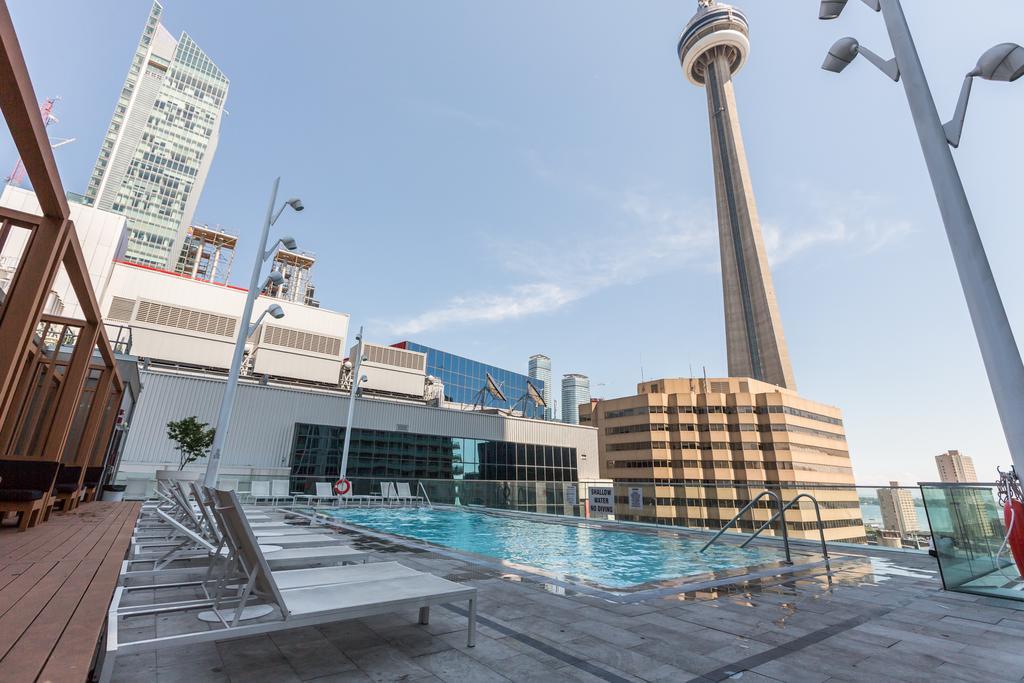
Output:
top-left (605, 481), bottom-right (934, 554)
top-left (117, 468), bottom-right (1024, 601)
top-left (114, 471), bottom-right (582, 517)
top-left (920, 482), bottom-right (1023, 601)
top-left (119, 469), bottom-right (935, 552)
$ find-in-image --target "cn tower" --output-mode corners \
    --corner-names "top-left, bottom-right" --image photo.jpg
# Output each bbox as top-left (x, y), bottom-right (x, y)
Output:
top-left (678, 0), bottom-right (796, 390)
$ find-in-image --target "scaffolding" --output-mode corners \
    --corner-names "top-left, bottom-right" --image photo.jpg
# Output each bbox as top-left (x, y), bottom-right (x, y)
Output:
top-left (264, 249), bottom-right (318, 307)
top-left (173, 225), bottom-right (237, 285)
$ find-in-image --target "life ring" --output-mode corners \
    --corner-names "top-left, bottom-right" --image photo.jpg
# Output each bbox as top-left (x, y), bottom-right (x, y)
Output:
top-left (1004, 499), bottom-right (1024, 576)
top-left (333, 478), bottom-right (351, 496)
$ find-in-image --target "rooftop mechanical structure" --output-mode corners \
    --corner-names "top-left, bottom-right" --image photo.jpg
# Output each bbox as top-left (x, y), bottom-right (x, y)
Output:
top-left (677, 0), bottom-right (796, 389)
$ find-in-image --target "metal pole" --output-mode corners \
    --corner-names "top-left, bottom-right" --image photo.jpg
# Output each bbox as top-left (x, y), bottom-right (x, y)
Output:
top-left (338, 326), bottom-right (364, 482)
top-left (879, 0), bottom-right (1024, 476)
top-left (204, 177), bottom-right (280, 487)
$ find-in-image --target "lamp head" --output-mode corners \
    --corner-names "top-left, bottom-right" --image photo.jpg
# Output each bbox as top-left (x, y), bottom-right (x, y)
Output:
top-left (266, 271), bottom-right (284, 286)
top-left (822, 37), bottom-right (859, 73)
top-left (286, 198), bottom-right (304, 212)
top-left (267, 304), bottom-right (285, 319)
top-left (819, 0), bottom-right (879, 19)
top-left (972, 43), bottom-right (1024, 82)
top-left (818, 0), bottom-right (848, 19)
top-left (280, 236), bottom-right (298, 251)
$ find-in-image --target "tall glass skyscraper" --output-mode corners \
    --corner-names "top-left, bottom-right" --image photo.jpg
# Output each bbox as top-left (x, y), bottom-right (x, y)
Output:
top-left (84, 1), bottom-right (228, 268)
top-left (528, 354), bottom-right (553, 420)
top-left (561, 374), bottom-right (591, 425)
top-left (394, 342), bottom-right (546, 420)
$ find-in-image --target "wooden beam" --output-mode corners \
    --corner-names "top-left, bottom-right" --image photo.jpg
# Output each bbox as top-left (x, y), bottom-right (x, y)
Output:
top-left (74, 367), bottom-right (113, 466)
top-left (0, 218), bottom-right (69, 424)
top-left (41, 322), bottom-right (99, 461)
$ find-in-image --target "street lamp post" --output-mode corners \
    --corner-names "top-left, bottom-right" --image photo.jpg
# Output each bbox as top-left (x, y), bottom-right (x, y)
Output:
top-left (820, 0), bottom-right (1024, 476)
top-left (203, 177), bottom-right (304, 487)
top-left (335, 326), bottom-right (367, 494)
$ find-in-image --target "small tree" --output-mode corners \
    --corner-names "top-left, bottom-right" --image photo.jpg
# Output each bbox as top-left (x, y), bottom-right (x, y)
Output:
top-left (166, 416), bottom-right (216, 471)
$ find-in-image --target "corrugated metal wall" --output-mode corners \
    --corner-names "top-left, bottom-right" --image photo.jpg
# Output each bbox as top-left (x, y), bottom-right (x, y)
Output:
top-left (123, 368), bottom-right (600, 476)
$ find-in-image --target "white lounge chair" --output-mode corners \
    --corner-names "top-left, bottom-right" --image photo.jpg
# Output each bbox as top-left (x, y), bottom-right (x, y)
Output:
top-left (248, 480), bottom-right (271, 504)
top-left (100, 490), bottom-right (477, 682)
top-left (122, 486), bottom-right (368, 582)
top-left (271, 479), bottom-right (294, 505)
top-left (380, 482), bottom-right (398, 505)
top-left (395, 482), bottom-right (423, 505)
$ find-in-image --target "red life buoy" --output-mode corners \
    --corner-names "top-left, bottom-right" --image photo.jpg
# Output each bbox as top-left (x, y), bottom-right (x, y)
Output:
top-left (333, 478), bottom-right (351, 496)
top-left (1005, 499), bottom-right (1024, 576)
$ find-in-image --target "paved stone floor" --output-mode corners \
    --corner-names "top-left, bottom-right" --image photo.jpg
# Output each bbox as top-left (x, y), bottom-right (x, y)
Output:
top-left (111, 527), bottom-right (1024, 682)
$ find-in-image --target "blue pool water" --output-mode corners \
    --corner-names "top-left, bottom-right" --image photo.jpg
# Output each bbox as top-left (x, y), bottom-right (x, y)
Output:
top-left (326, 507), bottom-right (787, 589)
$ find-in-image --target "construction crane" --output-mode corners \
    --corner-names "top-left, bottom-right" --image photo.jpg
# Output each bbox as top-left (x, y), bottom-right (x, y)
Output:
top-left (6, 96), bottom-right (75, 187)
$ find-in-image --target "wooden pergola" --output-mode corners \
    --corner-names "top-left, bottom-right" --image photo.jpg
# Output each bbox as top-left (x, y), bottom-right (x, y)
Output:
top-left (0, 2), bottom-right (123, 488)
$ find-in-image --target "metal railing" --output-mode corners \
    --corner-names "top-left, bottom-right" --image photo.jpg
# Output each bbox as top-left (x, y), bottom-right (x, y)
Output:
top-left (700, 490), bottom-right (831, 568)
top-left (700, 490), bottom-right (790, 562)
top-left (743, 493), bottom-right (830, 566)
top-left (417, 481), bottom-right (433, 509)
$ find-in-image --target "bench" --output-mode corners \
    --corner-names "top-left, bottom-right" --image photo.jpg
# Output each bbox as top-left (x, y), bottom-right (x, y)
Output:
top-left (52, 465), bottom-right (83, 512)
top-left (0, 459), bottom-right (60, 531)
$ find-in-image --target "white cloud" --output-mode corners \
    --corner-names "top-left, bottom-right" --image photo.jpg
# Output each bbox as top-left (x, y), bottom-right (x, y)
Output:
top-left (384, 192), bottom-right (716, 335)
top-left (407, 98), bottom-right (505, 131)
top-left (383, 181), bottom-right (912, 335)
top-left (389, 283), bottom-right (580, 336)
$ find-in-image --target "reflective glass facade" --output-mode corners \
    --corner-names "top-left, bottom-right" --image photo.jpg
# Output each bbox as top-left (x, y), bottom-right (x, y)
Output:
top-left (561, 373), bottom-right (591, 425)
top-left (528, 354), bottom-right (554, 420)
top-left (290, 423), bottom-right (577, 484)
top-left (85, 2), bottom-right (228, 268)
top-left (394, 342), bottom-right (545, 419)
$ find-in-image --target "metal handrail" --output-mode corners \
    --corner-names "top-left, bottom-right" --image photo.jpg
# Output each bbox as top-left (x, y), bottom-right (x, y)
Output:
top-left (699, 490), bottom-right (791, 564)
top-left (418, 481), bottom-right (433, 509)
top-left (739, 493), bottom-right (830, 565)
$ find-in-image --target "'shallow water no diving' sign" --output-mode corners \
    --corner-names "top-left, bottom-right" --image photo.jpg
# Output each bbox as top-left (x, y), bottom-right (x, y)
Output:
top-left (589, 486), bottom-right (614, 514)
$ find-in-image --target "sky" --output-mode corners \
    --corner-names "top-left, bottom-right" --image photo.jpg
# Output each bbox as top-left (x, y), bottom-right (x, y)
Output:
top-left (6, 0), bottom-right (1024, 486)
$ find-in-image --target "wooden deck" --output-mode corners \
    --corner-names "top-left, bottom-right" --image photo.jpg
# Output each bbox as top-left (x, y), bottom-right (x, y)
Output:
top-left (0, 501), bottom-right (141, 683)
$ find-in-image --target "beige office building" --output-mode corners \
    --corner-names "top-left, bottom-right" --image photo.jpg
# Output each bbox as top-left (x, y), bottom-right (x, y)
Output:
top-left (581, 377), bottom-right (866, 543)
top-left (935, 450), bottom-right (978, 483)
top-left (877, 481), bottom-right (920, 534)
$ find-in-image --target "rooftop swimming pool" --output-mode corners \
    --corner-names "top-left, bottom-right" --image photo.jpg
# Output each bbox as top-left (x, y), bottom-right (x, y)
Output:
top-left (324, 506), bottom-right (794, 590)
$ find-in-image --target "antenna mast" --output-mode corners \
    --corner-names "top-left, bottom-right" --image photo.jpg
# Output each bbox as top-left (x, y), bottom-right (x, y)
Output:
top-left (6, 97), bottom-right (75, 186)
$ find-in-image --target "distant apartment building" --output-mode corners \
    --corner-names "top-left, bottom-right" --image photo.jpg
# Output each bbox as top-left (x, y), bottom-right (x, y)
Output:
top-left (528, 354), bottom-right (554, 420)
top-left (581, 377), bottom-right (866, 543)
top-left (561, 374), bottom-right (591, 425)
top-left (935, 450), bottom-right (978, 483)
top-left (934, 450), bottom-right (992, 536)
top-left (392, 342), bottom-right (545, 419)
top-left (84, 1), bottom-right (228, 268)
top-left (877, 481), bottom-right (920, 534)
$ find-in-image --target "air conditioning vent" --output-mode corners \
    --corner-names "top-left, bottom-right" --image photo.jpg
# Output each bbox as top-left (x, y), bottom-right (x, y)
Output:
top-left (263, 324), bottom-right (342, 356)
top-left (711, 381), bottom-right (731, 394)
top-left (107, 296), bottom-right (136, 321)
top-left (364, 344), bottom-right (426, 371)
top-left (134, 299), bottom-right (237, 337)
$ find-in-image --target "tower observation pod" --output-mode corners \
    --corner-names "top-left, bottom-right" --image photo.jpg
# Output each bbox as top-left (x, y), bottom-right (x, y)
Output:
top-left (677, 0), bottom-right (797, 390)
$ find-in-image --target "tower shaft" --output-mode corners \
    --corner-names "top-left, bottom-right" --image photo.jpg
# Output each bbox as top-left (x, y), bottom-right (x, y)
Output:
top-left (702, 50), bottom-right (795, 389)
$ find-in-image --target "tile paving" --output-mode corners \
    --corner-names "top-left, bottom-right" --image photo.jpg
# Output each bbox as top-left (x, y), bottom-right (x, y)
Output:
top-left (111, 525), bottom-right (1024, 682)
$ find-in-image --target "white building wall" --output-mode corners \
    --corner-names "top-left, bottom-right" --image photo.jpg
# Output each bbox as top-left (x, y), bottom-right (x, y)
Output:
top-left (0, 186), bottom-right (127, 318)
top-left (102, 262), bottom-right (349, 383)
top-left (121, 368), bottom-right (600, 479)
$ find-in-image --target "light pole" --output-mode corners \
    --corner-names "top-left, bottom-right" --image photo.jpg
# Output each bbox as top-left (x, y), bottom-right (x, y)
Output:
top-left (819, 0), bottom-right (1024, 476)
top-left (335, 326), bottom-right (367, 494)
top-left (203, 177), bottom-right (304, 487)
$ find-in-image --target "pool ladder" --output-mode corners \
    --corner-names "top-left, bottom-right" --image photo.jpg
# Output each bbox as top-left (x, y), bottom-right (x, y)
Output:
top-left (699, 491), bottom-right (830, 569)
